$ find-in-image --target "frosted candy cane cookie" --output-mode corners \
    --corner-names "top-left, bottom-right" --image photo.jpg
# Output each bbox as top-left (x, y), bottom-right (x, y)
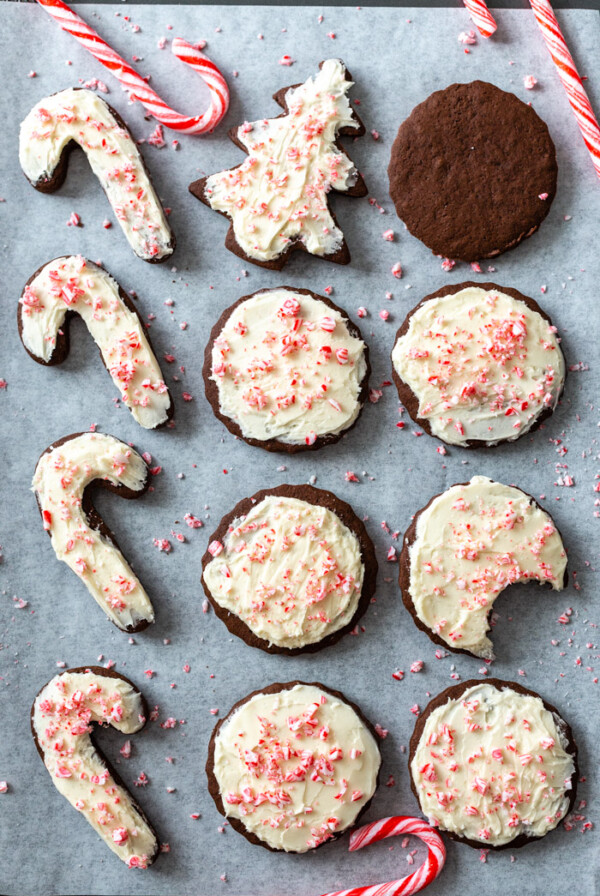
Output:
top-left (202, 485), bottom-right (377, 653)
top-left (204, 287), bottom-right (369, 452)
top-left (207, 681), bottom-right (381, 851)
top-left (19, 88), bottom-right (174, 262)
top-left (399, 476), bottom-right (567, 658)
top-left (410, 680), bottom-right (578, 848)
top-left (19, 256), bottom-right (173, 429)
top-left (391, 282), bottom-right (565, 447)
top-left (189, 59), bottom-right (367, 269)
top-left (31, 666), bottom-right (158, 867)
top-left (32, 432), bottom-right (154, 632)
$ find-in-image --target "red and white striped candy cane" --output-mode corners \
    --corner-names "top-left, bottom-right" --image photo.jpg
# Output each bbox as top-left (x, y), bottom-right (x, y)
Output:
top-left (529, 0), bottom-right (600, 180)
top-left (35, 0), bottom-right (229, 134)
top-left (320, 816), bottom-right (446, 896)
top-left (462, 0), bottom-right (497, 38)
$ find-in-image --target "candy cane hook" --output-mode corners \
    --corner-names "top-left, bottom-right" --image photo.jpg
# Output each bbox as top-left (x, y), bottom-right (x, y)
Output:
top-left (35, 0), bottom-right (229, 134)
top-left (320, 816), bottom-right (446, 896)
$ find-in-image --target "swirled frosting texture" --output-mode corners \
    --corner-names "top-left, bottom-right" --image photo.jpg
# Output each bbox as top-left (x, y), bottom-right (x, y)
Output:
top-left (19, 88), bottom-right (173, 261)
top-left (391, 286), bottom-right (565, 445)
top-left (407, 476), bottom-right (567, 658)
top-left (20, 256), bottom-right (171, 429)
top-left (32, 669), bottom-right (156, 867)
top-left (213, 684), bottom-right (380, 851)
top-left (204, 495), bottom-right (364, 648)
top-left (204, 59), bottom-right (360, 261)
top-left (32, 433), bottom-right (154, 630)
top-left (210, 289), bottom-right (367, 445)
top-left (411, 682), bottom-right (575, 846)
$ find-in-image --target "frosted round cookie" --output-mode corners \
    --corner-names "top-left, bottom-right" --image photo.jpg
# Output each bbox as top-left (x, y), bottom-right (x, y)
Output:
top-left (391, 282), bottom-right (565, 447)
top-left (400, 476), bottom-right (567, 659)
top-left (410, 680), bottom-right (578, 849)
top-left (204, 287), bottom-right (369, 452)
top-left (31, 666), bottom-right (158, 867)
top-left (207, 682), bottom-right (381, 852)
top-left (202, 485), bottom-right (377, 653)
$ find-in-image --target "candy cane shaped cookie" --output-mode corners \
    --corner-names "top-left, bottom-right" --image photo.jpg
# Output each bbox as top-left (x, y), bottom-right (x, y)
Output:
top-left (32, 432), bottom-right (154, 632)
top-left (19, 88), bottom-right (174, 262)
top-left (19, 256), bottom-right (173, 430)
top-left (31, 666), bottom-right (158, 868)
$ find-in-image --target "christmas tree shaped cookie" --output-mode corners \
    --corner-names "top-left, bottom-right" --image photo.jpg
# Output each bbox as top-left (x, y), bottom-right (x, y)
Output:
top-left (189, 59), bottom-right (367, 269)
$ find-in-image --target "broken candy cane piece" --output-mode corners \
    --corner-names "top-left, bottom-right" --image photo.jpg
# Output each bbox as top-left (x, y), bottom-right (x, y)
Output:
top-left (31, 666), bottom-right (158, 867)
top-left (319, 815), bottom-right (446, 896)
top-left (19, 256), bottom-right (173, 430)
top-left (32, 432), bottom-right (154, 631)
top-left (19, 88), bottom-right (174, 262)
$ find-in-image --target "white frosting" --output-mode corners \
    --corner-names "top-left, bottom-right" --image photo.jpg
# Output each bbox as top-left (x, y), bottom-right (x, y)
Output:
top-left (210, 289), bottom-right (367, 445)
top-left (204, 59), bottom-right (360, 262)
top-left (19, 89), bottom-right (173, 262)
top-left (20, 256), bottom-right (171, 429)
top-left (32, 433), bottom-right (154, 631)
top-left (32, 669), bottom-right (157, 867)
top-left (411, 682), bottom-right (575, 846)
top-left (213, 684), bottom-right (381, 851)
top-left (391, 287), bottom-right (565, 446)
top-left (203, 494), bottom-right (365, 649)
top-left (408, 477), bottom-right (567, 658)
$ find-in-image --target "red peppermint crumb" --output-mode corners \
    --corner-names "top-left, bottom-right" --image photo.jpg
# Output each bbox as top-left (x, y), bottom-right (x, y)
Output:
top-left (441, 258), bottom-right (456, 272)
top-left (66, 212), bottom-right (81, 227)
top-left (183, 664), bottom-right (191, 673)
top-left (410, 660), bottom-right (424, 673)
top-left (374, 724), bottom-right (388, 739)
top-left (524, 75), bottom-right (538, 89)
top-left (144, 669), bottom-right (155, 679)
top-left (153, 538), bottom-right (172, 553)
top-left (410, 704), bottom-right (421, 716)
top-left (184, 513), bottom-right (203, 529)
top-left (391, 262), bottom-right (403, 278)
top-left (371, 129), bottom-right (380, 140)
top-left (379, 309), bottom-right (390, 321)
top-left (120, 740), bottom-right (132, 759)
top-left (386, 546), bottom-right (397, 562)
top-left (357, 306), bottom-right (367, 318)
top-left (102, 219), bottom-right (112, 229)
top-left (392, 669), bottom-right (404, 681)
top-left (0, 782), bottom-right (8, 793)
top-left (383, 230), bottom-right (395, 241)
top-left (278, 55), bottom-right (294, 66)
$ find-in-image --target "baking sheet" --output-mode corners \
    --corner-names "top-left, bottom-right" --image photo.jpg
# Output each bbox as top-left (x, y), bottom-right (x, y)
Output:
top-left (0, 4), bottom-right (599, 895)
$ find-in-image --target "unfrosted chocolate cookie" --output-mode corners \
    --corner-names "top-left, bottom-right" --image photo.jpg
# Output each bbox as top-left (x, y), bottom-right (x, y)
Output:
top-left (202, 484), bottom-right (377, 653)
top-left (204, 286), bottom-right (370, 452)
top-left (388, 81), bottom-right (557, 261)
top-left (399, 476), bottom-right (568, 659)
top-left (206, 681), bottom-right (381, 851)
top-left (409, 679), bottom-right (578, 850)
top-left (391, 281), bottom-right (565, 447)
top-left (189, 59), bottom-right (367, 269)
top-left (31, 666), bottom-right (159, 867)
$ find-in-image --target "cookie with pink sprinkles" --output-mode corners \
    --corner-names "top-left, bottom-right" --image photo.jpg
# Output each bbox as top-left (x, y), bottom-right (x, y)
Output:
top-left (399, 476), bottom-right (568, 660)
top-left (207, 681), bottom-right (381, 852)
top-left (204, 286), bottom-right (370, 452)
top-left (202, 484), bottom-right (378, 654)
top-left (391, 281), bottom-right (565, 448)
top-left (409, 679), bottom-right (578, 849)
top-left (189, 59), bottom-right (367, 269)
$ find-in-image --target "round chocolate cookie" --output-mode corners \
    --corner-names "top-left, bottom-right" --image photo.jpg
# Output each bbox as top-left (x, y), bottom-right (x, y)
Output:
top-left (207, 681), bottom-right (381, 852)
top-left (388, 81), bottom-right (557, 261)
top-left (204, 287), bottom-right (370, 453)
top-left (399, 476), bottom-right (568, 659)
top-left (391, 281), bottom-right (566, 447)
top-left (409, 679), bottom-right (578, 849)
top-left (202, 484), bottom-right (377, 654)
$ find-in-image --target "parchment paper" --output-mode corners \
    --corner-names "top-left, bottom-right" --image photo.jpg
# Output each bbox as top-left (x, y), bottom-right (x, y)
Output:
top-left (0, 4), bottom-right (598, 895)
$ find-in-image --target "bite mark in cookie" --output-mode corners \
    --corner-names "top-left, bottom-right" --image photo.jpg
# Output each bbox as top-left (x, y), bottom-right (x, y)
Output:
top-left (391, 282), bottom-right (565, 447)
top-left (19, 256), bottom-right (173, 430)
top-left (202, 485), bottom-right (377, 653)
top-left (19, 88), bottom-right (174, 263)
top-left (207, 681), bottom-right (381, 852)
top-left (204, 287), bottom-right (369, 452)
top-left (32, 432), bottom-right (154, 632)
top-left (388, 81), bottom-right (557, 261)
top-left (410, 680), bottom-right (577, 849)
top-left (31, 666), bottom-right (158, 867)
top-left (189, 59), bottom-right (367, 269)
top-left (400, 477), bottom-right (567, 658)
